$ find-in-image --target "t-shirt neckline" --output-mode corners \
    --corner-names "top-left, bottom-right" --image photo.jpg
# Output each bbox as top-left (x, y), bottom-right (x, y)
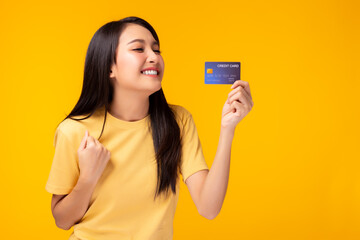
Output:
top-left (105, 108), bottom-right (150, 129)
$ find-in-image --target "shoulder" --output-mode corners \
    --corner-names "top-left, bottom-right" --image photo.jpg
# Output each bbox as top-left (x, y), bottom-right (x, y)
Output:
top-left (53, 110), bottom-right (104, 147)
top-left (168, 104), bottom-right (198, 134)
top-left (53, 118), bottom-right (86, 147)
top-left (169, 104), bottom-right (192, 119)
top-left (56, 117), bottom-right (87, 137)
top-left (168, 104), bottom-right (193, 124)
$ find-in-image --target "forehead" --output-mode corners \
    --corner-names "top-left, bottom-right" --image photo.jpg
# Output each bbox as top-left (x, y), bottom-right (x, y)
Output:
top-left (119, 23), bottom-right (158, 46)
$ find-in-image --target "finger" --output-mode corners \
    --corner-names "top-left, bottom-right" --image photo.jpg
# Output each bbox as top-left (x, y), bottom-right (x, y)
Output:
top-left (228, 92), bottom-right (249, 108)
top-left (231, 101), bottom-right (243, 116)
top-left (227, 86), bottom-right (242, 101)
top-left (229, 101), bottom-right (238, 114)
top-left (87, 135), bottom-right (96, 147)
top-left (227, 86), bottom-right (250, 102)
top-left (78, 130), bottom-right (88, 150)
top-left (230, 80), bottom-right (252, 100)
top-left (240, 87), bottom-right (253, 106)
top-left (94, 138), bottom-right (101, 148)
top-left (228, 88), bottom-right (253, 107)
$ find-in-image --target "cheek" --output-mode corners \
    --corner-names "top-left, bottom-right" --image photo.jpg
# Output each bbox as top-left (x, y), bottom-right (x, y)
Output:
top-left (159, 56), bottom-right (165, 70)
top-left (117, 52), bottom-right (142, 72)
top-left (159, 55), bottom-right (164, 64)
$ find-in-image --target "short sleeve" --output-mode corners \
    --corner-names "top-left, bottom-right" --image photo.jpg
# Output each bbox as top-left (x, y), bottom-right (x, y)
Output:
top-left (180, 112), bottom-right (209, 183)
top-left (45, 126), bottom-right (80, 195)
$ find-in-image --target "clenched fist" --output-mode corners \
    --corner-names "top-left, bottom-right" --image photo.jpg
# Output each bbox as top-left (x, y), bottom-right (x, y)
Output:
top-left (77, 130), bottom-right (111, 183)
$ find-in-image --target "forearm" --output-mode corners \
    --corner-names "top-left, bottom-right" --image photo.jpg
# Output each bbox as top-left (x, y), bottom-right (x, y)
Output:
top-left (199, 127), bottom-right (234, 218)
top-left (53, 176), bottom-right (98, 230)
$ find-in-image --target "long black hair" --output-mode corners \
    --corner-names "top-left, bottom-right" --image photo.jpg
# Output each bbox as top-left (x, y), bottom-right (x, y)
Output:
top-left (58, 16), bottom-right (182, 199)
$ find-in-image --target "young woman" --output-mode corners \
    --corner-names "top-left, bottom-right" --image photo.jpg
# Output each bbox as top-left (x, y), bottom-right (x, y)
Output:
top-left (45, 16), bottom-right (253, 240)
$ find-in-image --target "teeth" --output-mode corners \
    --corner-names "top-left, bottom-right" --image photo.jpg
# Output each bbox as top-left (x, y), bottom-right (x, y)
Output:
top-left (142, 70), bottom-right (158, 75)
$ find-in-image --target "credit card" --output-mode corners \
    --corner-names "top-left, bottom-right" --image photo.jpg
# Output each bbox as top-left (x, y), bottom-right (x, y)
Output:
top-left (205, 62), bottom-right (241, 84)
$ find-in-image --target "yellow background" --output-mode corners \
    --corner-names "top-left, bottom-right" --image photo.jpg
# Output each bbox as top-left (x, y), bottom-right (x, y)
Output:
top-left (1, 0), bottom-right (359, 239)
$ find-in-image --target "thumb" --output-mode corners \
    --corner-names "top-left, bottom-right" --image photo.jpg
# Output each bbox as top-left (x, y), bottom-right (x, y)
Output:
top-left (78, 130), bottom-right (88, 151)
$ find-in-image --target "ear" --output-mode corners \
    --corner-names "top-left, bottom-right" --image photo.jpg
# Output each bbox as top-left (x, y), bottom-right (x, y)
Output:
top-left (109, 66), bottom-right (115, 78)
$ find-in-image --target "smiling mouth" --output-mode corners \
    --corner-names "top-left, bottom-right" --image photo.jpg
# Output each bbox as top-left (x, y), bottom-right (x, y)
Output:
top-left (141, 70), bottom-right (159, 75)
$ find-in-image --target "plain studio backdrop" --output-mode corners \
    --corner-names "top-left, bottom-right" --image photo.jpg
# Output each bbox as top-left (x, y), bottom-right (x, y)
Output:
top-left (0, 0), bottom-right (359, 239)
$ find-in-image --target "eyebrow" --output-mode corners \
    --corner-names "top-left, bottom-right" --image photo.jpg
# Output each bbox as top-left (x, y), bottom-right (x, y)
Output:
top-left (127, 39), bottom-right (159, 46)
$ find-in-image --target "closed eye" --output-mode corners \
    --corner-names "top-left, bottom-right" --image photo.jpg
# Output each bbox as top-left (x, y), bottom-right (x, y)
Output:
top-left (133, 48), bottom-right (161, 54)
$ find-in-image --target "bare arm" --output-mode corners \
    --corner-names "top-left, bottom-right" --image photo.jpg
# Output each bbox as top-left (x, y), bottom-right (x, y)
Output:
top-left (51, 176), bottom-right (98, 230)
top-left (186, 127), bottom-right (234, 219)
top-left (51, 130), bottom-right (111, 230)
top-left (186, 80), bottom-right (253, 220)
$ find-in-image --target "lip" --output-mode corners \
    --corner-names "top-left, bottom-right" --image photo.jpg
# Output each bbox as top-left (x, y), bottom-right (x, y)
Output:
top-left (141, 67), bottom-right (160, 75)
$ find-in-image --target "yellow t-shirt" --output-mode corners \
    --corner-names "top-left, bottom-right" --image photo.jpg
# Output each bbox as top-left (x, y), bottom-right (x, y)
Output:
top-left (45, 104), bottom-right (209, 240)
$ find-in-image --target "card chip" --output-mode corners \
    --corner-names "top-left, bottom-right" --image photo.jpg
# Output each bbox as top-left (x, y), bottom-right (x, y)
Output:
top-left (207, 68), bottom-right (213, 74)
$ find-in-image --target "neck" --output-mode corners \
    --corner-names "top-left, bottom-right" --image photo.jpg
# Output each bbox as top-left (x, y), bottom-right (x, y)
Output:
top-left (109, 88), bottom-right (149, 122)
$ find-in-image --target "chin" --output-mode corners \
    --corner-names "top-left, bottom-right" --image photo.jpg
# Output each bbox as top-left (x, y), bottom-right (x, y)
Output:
top-left (152, 79), bottom-right (162, 88)
top-left (153, 84), bottom-right (162, 93)
top-left (144, 84), bottom-right (162, 97)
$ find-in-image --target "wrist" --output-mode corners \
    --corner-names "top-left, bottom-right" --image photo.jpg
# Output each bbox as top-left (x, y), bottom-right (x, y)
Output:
top-left (220, 126), bottom-right (235, 136)
top-left (78, 174), bottom-right (99, 187)
top-left (220, 127), bottom-right (235, 144)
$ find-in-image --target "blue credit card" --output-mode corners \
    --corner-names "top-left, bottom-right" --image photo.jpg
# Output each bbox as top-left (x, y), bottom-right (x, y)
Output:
top-left (205, 62), bottom-right (241, 84)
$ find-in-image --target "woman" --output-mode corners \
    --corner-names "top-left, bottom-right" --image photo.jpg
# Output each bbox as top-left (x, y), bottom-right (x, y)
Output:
top-left (45, 16), bottom-right (253, 240)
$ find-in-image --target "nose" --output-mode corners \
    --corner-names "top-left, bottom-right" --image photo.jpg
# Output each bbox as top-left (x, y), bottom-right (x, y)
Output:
top-left (147, 49), bottom-right (158, 63)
